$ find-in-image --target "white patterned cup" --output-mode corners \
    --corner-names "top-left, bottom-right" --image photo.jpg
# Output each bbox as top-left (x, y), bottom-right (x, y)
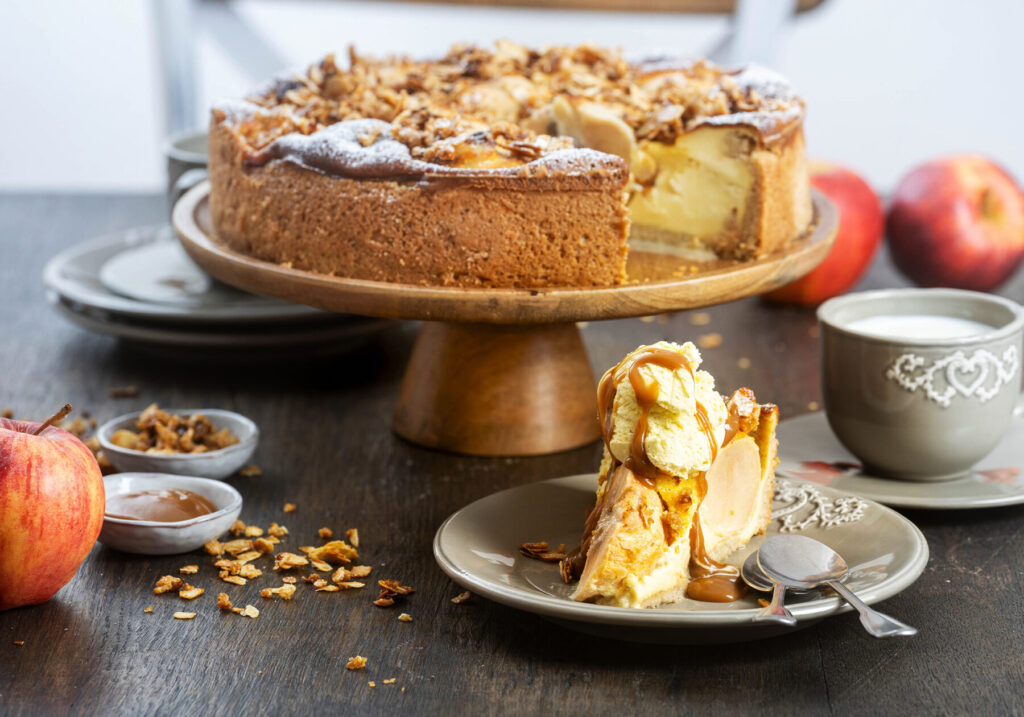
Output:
top-left (818, 289), bottom-right (1024, 481)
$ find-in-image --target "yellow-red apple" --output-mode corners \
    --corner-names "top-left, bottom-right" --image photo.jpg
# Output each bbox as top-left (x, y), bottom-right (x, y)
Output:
top-left (887, 155), bottom-right (1024, 290)
top-left (766, 161), bottom-right (883, 305)
top-left (0, 412), bottom-right (104, 610)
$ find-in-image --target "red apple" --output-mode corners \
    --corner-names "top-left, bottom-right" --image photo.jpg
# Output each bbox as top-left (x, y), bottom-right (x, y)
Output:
top-left (0, 408), bottom-right (104, 610)
top-left (765, 161), bottom-right (884, 305)
top-left (887, 155), bottom-right (1024, 290)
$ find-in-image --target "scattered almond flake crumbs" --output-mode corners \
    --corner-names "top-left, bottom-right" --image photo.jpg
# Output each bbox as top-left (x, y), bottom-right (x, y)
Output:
top-left (231, 607), bottom-right (243, 614)
top-left (173, 612), bottom-right (196, 620)
top-left (383, 679), bottom-right (396, 685)
top-left (318, 527), bottom-right (333, 539)
top-left (144, 605), bottom-right (154, 614)
top-left (238, 564), bottom-right (262, 579)
top-left (368, 681), bottom-right (376, 689)
top-left (179, 565), bottom-right (199, 575)
top-left (398, 613), bottom-right (413, 622)
top-left (281, 576), bottom-right (297, 584)
top-left (178, 584), bottom-right (204, 600)
top-left (261, 584), bottom-right (297, 600)
top-left (738, 357), bottom-right (752, 369)
top-left (345, 528), bottom-right (359, 548)
top-left (697, 332), bottom-right (723, 350)
top-left (154, 575), bottom-right (183, 594)
top-left (375, 579), bottom-right (415, 607)
top-left (283, 503), bottom-right (296, 513)
top-left (217, 593), bottom-right (233, 610)
top-left (346, 656), bottom-right (367, 670)
top-left (238, 464), bottom-right (262, 477)
top-left (807, 401), bottom-right (820, 412)
top-left (451, 591), bottom-right (472, 604)
top-left (519, 541), bottom-right (567, 562)
top-left (240, 605), bottom-right (260, 619)
top-left (689, 312), bottom-right (712, 326)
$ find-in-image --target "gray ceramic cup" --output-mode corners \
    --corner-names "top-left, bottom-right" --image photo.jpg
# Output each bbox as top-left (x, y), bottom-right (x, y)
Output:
top-left (818, 288), bottom-right (1024, 481)
top-left (165, 130), bottom-right (209, 214)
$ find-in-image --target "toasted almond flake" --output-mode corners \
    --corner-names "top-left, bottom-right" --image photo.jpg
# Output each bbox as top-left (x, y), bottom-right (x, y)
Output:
top-left (203, 539), bottom-right (224, 556)
top-left (244, 525), bottom-right (264, 538)
top-left (373, 597), bottom-right (395, 607)
top-left (253, 538), bottom-right (275, 554)
top-left (235, 550), bottom-right (262, 563)
top-left (221, 575), bottom-right (247, 586)
top-left (337, 581), bottom-right (365, 589)
top-left (697, 332), bottom-right (723, 350)
top-left (238, 564), bottom-right (262, 579)
top-left (274, 552), bottom-right (309, 571)
top-left (368, 681), bottom-right (376, 688)
top-left (350, 565), bottom-right (372, 578)
top-left (179, 565), bottom-right (199, 575)
top-left (240, 605), bottom-right (259, 618)
top-left (283, 502), bottom-right (296, 513)
top-left (346, 656), bottom-right (367, 670)
top-left (378, 579), bottom-right (415, 596)
top-left (383, 679), bottom-right (396, 685)
top-left (281, 576), bottom-right (297, 584)
top-left (311, 558), bottom-right (332, 572)
top-left (307, 540), bottom-right (358, 565)
top-left (231, 607), bottom-right (243, 614)
top-left (451, 591), bottom-right (472, 604)
top-left (222, 539), bottom-right (254, 556)
top-left (144, 605), bottom-right (154, 614)
top-left (260, 589), bottom-right (273, 598)
top-left (178, 584), bottom-right (204, 600)
top-left (217, 593), bottom-right (233, 610)
top-left (313, 579), bottom-right (328, 589)
top-left (345, 528), bottom-right (359, 547)
top-left (273, 583), bottom-right (297, 600)
top-left (267, 523), bottom-right (288, 538)
top-left (173, 612), bottom-right (196, 620)
top-left (298, 546), bottom-right (314, 554)
top-left (238, 464), bottom-right (262, 477)
top-left (398, 613), bottom-right (412, 622)
top-left (154, 575), bottom-right (183, 594)
top-left (316, 584), bottom-right (340, 592)
top-left (318, 527), bottom-right (333, 539)
top-left (229, 519), bottom-right (247, 536)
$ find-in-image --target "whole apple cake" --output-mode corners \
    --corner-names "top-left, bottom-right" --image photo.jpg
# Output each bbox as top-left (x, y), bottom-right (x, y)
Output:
top-left (208, 42), bottom-right (811, 288)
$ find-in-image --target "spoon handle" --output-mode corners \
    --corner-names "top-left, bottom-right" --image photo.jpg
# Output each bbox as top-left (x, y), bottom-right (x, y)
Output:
top-left (827, 580), bottom-right (917, 638)
top-left (753, 582), bottom-right (797, 626)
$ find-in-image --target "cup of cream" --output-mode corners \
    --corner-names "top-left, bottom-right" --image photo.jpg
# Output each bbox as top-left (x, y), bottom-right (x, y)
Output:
top-left (818, 288), bottom-right (1024, 481)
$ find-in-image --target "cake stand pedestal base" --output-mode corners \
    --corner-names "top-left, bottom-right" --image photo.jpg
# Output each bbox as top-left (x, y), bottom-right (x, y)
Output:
top-left (393, 321), bottom-right (600, 456)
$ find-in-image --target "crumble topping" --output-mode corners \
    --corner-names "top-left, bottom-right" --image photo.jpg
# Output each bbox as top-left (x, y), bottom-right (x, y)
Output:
top-left (226, 41), bottom-right (801, 168)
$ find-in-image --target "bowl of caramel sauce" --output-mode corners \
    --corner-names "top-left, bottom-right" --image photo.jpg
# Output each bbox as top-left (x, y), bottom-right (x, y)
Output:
top-left (99, 473), bottom-right (242, 554)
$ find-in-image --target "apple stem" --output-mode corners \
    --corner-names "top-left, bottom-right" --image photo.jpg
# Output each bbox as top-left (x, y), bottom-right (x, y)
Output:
top-left (31, 403), bottom-right (73, 436)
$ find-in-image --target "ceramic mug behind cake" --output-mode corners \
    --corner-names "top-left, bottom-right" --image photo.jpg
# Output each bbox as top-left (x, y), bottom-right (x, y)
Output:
top-left (818, 288), bottom-right (1024, 481)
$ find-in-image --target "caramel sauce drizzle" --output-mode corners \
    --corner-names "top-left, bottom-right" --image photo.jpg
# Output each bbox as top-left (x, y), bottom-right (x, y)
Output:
top-left (566, 345), bottom-right (745, 603)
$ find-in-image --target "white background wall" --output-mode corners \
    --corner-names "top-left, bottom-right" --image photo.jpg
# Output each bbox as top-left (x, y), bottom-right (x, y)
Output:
top-left (3, 0), bottom-right (1023, 194)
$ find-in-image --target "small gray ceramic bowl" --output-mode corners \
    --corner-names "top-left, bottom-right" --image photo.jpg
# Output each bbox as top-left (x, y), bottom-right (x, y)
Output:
top-left (99, 473), bottom-right (242, 555)
top-left (818, 288), bottom-right (1024, 481)
top-left (98, 408), bottom-right (258, 480)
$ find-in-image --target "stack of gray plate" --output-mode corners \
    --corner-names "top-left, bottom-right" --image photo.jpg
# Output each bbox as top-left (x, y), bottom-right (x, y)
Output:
top-left (43, 225), bottom-right (395, 355)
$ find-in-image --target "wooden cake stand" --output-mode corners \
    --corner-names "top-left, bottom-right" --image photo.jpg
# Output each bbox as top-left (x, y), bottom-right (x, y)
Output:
top-left (174, 182), bottom-right (837, 456)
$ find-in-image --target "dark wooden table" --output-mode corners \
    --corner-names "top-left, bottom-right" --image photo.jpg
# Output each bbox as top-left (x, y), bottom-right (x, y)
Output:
top-left (2, 193), bottom-right (1023, 715)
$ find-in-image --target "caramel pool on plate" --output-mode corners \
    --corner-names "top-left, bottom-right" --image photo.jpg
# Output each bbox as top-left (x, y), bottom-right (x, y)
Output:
top-left (105, 488), bottom-right (217, 522)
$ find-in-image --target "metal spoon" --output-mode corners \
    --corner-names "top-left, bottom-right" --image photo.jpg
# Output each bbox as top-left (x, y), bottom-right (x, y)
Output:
top-left (742, 552), bottom-right (797, 625)
top-left (757, 534), bottom-right (917, 638)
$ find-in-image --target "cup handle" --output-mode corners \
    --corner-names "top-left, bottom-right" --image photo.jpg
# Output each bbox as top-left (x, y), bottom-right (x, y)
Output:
top-left (170, 168), bottom-right (208, 214)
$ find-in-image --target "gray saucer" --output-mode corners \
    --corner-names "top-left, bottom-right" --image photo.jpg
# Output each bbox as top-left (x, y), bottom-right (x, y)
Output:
top-left (433, 474), bottom-right (928, 644)
top-left (777, 412), bottom-right (1024, 510)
